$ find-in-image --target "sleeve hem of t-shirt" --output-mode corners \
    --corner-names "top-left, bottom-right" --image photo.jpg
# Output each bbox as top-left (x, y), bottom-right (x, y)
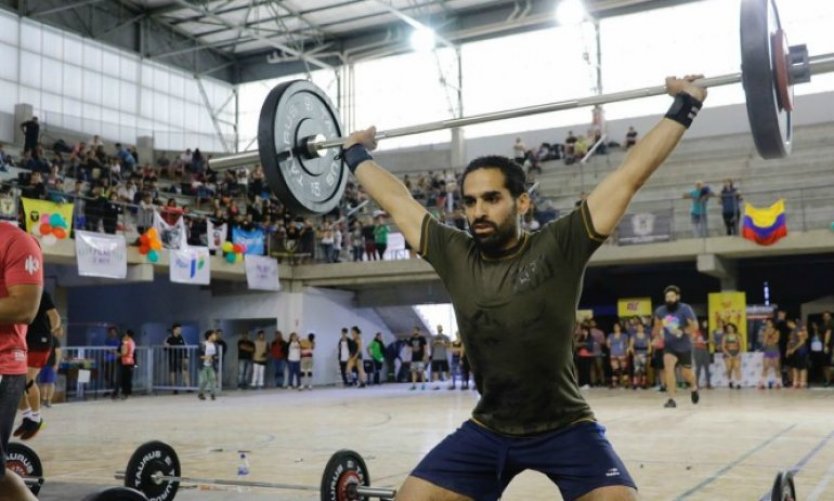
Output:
top-left (418, 213), bottom-right (432, 258)
top-left (579, 201), bottom-right (608, 242)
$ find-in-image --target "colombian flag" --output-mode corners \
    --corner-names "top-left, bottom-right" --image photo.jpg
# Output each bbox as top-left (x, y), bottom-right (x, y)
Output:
top-left (742, 199), bottom-right (787, 245)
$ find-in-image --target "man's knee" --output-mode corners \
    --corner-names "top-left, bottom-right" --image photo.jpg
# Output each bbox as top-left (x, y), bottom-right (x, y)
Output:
top-left (396, 476), bottom-right (472, 501)
top-left (577, 486), bottom-right (638, 501)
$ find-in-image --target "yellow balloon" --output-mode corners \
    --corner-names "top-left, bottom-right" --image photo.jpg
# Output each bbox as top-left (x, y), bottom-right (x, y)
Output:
top-left (236, 252), bottom-right (244, 263)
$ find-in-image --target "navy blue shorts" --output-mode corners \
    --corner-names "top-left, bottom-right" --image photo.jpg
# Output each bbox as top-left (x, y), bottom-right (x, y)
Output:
top-left (411, 420), bottom-right (636, 501)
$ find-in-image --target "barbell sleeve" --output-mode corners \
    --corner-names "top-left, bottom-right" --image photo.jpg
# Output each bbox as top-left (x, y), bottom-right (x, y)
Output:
top-left (208, 51), bottom-right (834, 173)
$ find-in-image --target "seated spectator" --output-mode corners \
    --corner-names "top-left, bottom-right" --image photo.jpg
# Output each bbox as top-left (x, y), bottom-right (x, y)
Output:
top-left (115, 143), bottom-right (136, 173)
top-left (20, 171), bottom-right (47, 200)
top-left (565, 130), bottom-right (578, 159)
top-left (625, 126), bottom-right (638, 149)
top-left (191, 148), bottom-right (205, 174)
top-left (25, 148), bottom-right (50, 173)
top-left (512, 137), bottom-right (527, 164)
top-left (0, 143), bottom-right (14, 170)
top-left (574, 135), bottom-right (589, 159)
top-left (161, 198), bottom-right (185, 226)
top-left (90, 135), bottom-right (103, 148)
top-left (102, 192), bottom-right (123, 234)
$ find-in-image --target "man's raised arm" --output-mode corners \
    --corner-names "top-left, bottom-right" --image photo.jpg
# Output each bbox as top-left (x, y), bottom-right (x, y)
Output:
top-left (343, 127), bottom-right (429, 250)
top-left (587, 75), bottom-right (708, 236)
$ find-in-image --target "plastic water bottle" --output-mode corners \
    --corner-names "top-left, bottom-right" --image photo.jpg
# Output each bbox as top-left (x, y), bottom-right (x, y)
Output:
top-left (236, 452), bottom-right (250, 492)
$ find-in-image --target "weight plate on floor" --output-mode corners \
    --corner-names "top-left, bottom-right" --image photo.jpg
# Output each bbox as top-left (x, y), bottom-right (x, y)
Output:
top-left (83, 486), bottom-right (149, 501)
top-left (740, 0), bottom-right (792, 159)
top-left (6, 442), bottom-right (43, 495)
top-left (771, 470), bottom-right (797, 501)
top-left (123, 441), bottom-right (180, 501)
top-left (258, 80), bottom-right (347, 215)
top-left (321, 449), bottom-right (370, 501)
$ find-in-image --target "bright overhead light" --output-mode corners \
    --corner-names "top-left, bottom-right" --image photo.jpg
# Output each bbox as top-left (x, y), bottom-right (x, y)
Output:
top-left (410, 27), bottom-right (436, 52)
top-left (556, 0), bottom-right (587, 26)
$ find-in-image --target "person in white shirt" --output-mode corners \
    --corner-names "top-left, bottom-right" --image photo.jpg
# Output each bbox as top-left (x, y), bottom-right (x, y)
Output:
top-left (198, 330), bottom-right (219, 401)
top-left (287, 332), bottom-right (302, 389)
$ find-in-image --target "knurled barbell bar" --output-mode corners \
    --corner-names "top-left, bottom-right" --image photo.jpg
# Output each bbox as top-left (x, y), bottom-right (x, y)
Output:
top-left (205, 0), bottom-right (834, 216)
top-left (113, 441), bottom-right (396, 501)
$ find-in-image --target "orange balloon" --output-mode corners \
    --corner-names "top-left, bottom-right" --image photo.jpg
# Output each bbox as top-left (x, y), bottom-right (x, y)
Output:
top-left (147, 228), bottom-right (159, 239)
top-left (52, 227), bottom-right (67, 239)
top-left (39, 223), bottom-right (52, 235)
top-left (150, 240), bottom-right (162, 251)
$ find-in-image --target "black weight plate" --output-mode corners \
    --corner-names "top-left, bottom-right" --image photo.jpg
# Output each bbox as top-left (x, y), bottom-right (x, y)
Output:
top-left (770, 470), bottom-right (797, 501)
top-left (124, 441), bottom-right (180, 501)
top-left (258, 80), bottom-right (347, 215)
top-left (6, 442), bottom-right (43, 495)
top-left (740, 0), bottom-right (792, 159)
top-left (83, 486), bottom-right (149, 501)
top-left (321, 449), bottom-right (370, 501)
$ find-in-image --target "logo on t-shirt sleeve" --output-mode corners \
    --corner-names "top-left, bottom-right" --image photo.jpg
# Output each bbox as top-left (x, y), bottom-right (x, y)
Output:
top-left (24, 255), bottom-right (40, 275)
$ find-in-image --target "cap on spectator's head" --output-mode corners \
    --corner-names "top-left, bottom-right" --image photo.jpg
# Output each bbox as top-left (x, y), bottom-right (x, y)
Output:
top-left (664, 285), bottom-right (681, 296)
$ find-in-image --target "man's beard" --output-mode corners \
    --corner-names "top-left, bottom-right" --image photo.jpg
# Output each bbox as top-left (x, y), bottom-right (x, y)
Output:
top-left (665, 301), bottom-right (679, 312)
top-left (468, 214), bottom-right (519, 255)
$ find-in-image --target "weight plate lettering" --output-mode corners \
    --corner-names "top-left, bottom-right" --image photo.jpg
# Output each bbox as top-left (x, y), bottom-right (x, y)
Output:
top-left (83, 486), bottom-right (149, 501)
top-left (6, 442), bottom-right (43, 496)
top-left (258, 80), bottom-right (347, 215)
top-left (740, 0), bottom-right (792, 159)
top-left (321, 449), bottom-right (370, 501)
top-left (124, 441), bottom-right (180, 501)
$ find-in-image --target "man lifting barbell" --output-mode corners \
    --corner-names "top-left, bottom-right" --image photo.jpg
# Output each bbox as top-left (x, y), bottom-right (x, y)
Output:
top-left (0, 222), bottom-right (43, 501)
top-left (339, 76), bottom-right (706, 500)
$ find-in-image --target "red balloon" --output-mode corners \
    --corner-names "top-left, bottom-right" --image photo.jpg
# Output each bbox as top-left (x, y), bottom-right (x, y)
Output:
top-left (139, 235), bottom-right (149, 245)
top-left (39, 223), bottom-right (52, 235)
top-left (139, 245), bottom-right (150, 255)
top-left (52, 227), bottom-right (67, 240)
top-left (233, 244), bottom-right (243, 254)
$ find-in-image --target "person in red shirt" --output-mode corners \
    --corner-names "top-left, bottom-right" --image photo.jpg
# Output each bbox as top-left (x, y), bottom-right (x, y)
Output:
top-left (0, 221), bottom-right (43, 500)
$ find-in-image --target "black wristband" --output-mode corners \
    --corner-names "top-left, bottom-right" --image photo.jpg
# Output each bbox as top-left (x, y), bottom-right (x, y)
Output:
top-left (341, 144), bottom-right (374, 173)
top-left (665, 92), bottom-right (703, 129)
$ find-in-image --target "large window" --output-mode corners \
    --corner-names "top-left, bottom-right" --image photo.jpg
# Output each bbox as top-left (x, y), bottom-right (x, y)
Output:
top-left (0, 11), bottom-right (235, 152)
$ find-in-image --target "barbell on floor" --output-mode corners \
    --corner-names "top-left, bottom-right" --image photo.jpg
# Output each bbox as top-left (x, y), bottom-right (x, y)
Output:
top-left (205, 0), bottom-right (834, 216)
top-left (113, 440), bottom-right (396, 501)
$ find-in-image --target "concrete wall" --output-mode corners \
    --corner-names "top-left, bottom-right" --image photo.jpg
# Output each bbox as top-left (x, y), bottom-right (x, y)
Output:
top-left (65, 276), bottom-right (393, 386)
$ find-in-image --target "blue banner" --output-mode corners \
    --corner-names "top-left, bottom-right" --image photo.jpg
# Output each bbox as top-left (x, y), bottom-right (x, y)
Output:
top-left (232, 226), bottom-right (265, 255)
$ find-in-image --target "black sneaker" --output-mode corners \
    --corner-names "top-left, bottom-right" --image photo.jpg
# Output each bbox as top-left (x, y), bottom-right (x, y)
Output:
top-left (198, 393), bottom-right (206, 400)
top-left (210, 394), bottom-right (216, 401)
top-left (691, 390), bottom-right (700, 404)
top-left (12, 420), bottom-right (27, 437)
top-left (729, 382), bottom-right (734, 389)
top-left (664, 398), bottom-right (677, 408)
top-left (20, 418), bottom-right (44, 441)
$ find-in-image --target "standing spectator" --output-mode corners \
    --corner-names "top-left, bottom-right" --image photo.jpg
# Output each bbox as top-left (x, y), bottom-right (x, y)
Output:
top-left (692, 325), bottom-right (713, 389)
top-left (722, 323), bottom-right (743, 389)
top-left (589, 320), bottom-right (606, 387)
top-left (629, 322), bottom-right (651, 389)
top-left (574, 325), bottom-right (594, 389)
top-left (299, 333), bottom-right (315, 390)
top-left (346, 327), bottom-right (367, 388)
top-left (320, 221), bottom-right (335, 263)
top-left (607, 323), bottom-right (628, 388)
top-left (198, 330), bottom-right (218, 401)
top-left (374, 215), bottom-right (389, 260)
top-left (250, 330), bottom-right (268, 389)
top-left (118, 330), bottom-right (136, 400)
top-left (104, 327), bottom-right (121, 396)
top-left (821, 311), bottom-right (833, 387)
top-left (115, 143), bottom-right (136, 173)
top-left (720, 179), bottom-right (742, 235)
top-left (287, 332), bottom-right (302, 389)
top-left (625, 126), bottom-right (638, 149)
top-left (0, 143), bottom-right (14, 170)
top-left (512, 137), bottom-right (527, 164)
top-left (237, 331), bottom-right (255, 389)
top-left (361, 218), bottom-right (377, 261)
top-left (787, 323), bottom-right (809, 389)
top-left (408, 327), bottom-right (428, 391)
top-left (564, 130), bottom-right (578, 160)
top-left (350, 222), bottom-right (364, 262)
top-left (337, 328), bottom-right (352, 386)
top-left (270, 331), bottom-right (287, 388)
top-left (684, 180), bottom-right (713, 238)
top-left (430, 325), bottom-right (450, 390)
top-left (102, 192), bottom-right (123, 235)
top-left (448, 336), bottom-right (463, 390)
top-left (367, 333), bottom-right (385, 385)
top-left (20, 116), bottom-right (39, 154)
top-left (38, 332), bottom-right (61, 408)
top-left (759, 320), bottom-right (782, 389)
top-left (165, 324), bottom-right (189, 393)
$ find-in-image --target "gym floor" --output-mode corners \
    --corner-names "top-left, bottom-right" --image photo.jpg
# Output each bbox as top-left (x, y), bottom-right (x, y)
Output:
top-left (32, 386), bottom-right (834, 500)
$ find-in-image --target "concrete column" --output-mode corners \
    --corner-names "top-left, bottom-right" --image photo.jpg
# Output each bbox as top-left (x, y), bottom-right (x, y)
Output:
top-left (136, 135), bottom-right (154, 165)
top-left (451, 127), bottom-right (466, 170)
top-left (14, 103), bottom-right (33, 146)
top-left (697, 254), bottom-right (738, 291)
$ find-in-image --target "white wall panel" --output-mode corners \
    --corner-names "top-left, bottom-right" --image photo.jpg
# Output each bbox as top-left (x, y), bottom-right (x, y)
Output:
top-left (20, 22), bottom-right (40, 52)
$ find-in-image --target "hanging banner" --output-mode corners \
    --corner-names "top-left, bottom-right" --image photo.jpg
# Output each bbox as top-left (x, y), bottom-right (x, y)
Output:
top-left (244, 255), bottom-right (281, 291)
top-left (616, 209), bottom-right (673, 245)
top-left (206, 220), bottom-right (227, 251)
top-left (20, 197), bottom-right (73, 245)
top-left (617, 298), bottom-right (653, 318)
top-left (708, 291), bottom-right (748, 352)
top-left (0, 194), bottom-right (17, 221)
top-left (74, 230), bottom-right (127, 279)
top-left (170, 246), bottom-right (211, 285)
top-left (232, 226), bottom-right (265, 255)
top-left (153, 209), bottom-right (187, 250)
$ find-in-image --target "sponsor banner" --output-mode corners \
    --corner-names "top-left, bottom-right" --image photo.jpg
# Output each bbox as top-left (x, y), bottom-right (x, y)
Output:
top-left (74, 231), bottom-right (128, 279)
top-left (245, 255), bottom-right (281, 291)
top-left (170, 246), bottom-right (211, 285)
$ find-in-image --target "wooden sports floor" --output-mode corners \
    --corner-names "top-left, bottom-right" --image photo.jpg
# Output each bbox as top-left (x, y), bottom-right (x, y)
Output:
top-left (29, 385), bottom-right (834, 500)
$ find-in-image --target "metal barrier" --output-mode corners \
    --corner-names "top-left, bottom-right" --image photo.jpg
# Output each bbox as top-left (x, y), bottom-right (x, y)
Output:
top-left (60, 345), bottom-right (223, 400)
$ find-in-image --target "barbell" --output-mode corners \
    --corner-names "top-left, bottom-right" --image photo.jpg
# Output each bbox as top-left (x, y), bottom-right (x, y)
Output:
top-left (205, 0), bottom-right (834, 216)
top-left (113, 440), bottom-right (396, 501)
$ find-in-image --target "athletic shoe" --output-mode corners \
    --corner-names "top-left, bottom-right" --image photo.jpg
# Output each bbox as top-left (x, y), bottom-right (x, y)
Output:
top-left (664, 398), bottom-right (677, 408)
top-left (43, 402), bottom-right (51, 408)
top-left (410, 385), bottom-right (416, 390)
top-left (447, 385), bottom-right (456, 390)
top-left (20, 418), bottom-right (44, 441)
top-left (434, 386), bottom-right (441, 390)
top-left (12, 420), bottom-right (26, 437)
top-left (729, 382), bottom-right (734, 389)
top-left (691, 390), bottom-right (700, 404)
top-left (421, 384), bottom-right (426, 390)
top-left (198, 393), bottom-right (206, 400)
top-left (210, 394), bottom-right (216, 401)
top-left (736, 384), bottom-right (742, 390)
top-left (580, 384), bottom-right (591, 390)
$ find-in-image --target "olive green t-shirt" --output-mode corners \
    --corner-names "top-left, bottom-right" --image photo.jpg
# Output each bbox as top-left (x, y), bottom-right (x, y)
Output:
top-left (419, 201), bottom-right (606, 436)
